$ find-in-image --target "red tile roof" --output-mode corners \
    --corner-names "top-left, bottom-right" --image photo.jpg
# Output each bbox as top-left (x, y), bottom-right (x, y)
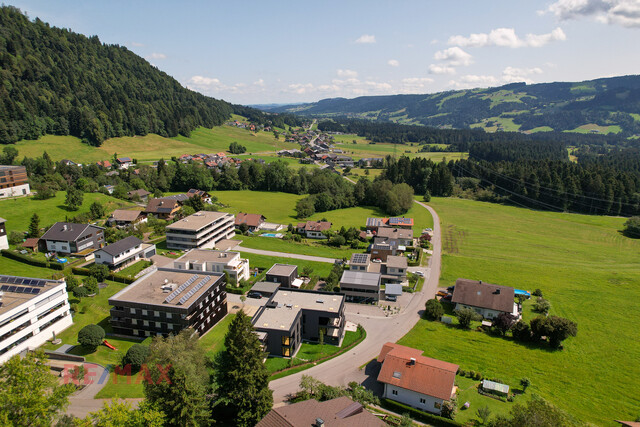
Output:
top-left (235, 212), bottom-right (266, 228)
top-left (299, 221), bottom-right (332, 232)
top-left (377, 342), bottom-right (458, 401)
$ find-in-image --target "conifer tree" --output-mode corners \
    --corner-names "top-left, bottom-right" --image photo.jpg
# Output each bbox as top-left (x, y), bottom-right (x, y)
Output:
top-left (28, 213), bottom-right (41, 238)
top-left (214, 311), bottom-right (272, 426)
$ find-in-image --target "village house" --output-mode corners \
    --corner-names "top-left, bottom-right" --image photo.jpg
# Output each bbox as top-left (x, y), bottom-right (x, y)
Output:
top-left (377, 342), bottom-right (458, 415)
top-left (40, 222), bottom-right (105, 254)
top-left (345, 253), bottom-right (408, 293)
top-left (94, 236), bottom-right (156, 270)
top-left (265, 264), bottom-right (302, 288)
top-left (127, 189), bottom-right (151, 203)
top-left (451, 279), bottom-right (519, 320)
top-left (375, 227), bottom-right (414, 247)
top-left (144, 198), bottom-right (181, 220)
top-left (107, 209), bottom-right (146, 228)
top-left (235, 212), bottom-right (267, 231)
top-left (115, 157), bottom-right (134, 169)
top-left (96, 160), bottom-right (112, 169)
top-left (186, 188), bottom-right (213, 204)
top-left (297, 220), bottom-right (332, 239)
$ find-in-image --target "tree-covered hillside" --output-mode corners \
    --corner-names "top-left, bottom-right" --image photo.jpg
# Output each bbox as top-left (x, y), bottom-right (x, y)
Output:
top-left (269, 77), bottom-right (640, 135)
top-left (0, 6), bottom-right (233, 146)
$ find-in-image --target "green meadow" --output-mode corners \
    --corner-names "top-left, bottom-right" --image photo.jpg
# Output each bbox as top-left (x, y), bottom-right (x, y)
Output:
top-left (399, 197), bottom-right (640, 425)
top-left (14, 124), bottom-right (298, 163)
top-left (0, 192), bottom-right (135, 232)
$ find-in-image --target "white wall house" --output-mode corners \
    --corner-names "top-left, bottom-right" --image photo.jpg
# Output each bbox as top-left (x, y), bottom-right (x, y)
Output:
top-left (94, 236), bottom-right (156, 270)
top-left (0, 276), bottom-right (73, 364)
top-left (451, 279), bottom-right (520, 320)
top-left (172, 249), bottom-right (250, 282)
top-left (0, 218), bottom-right (8, 250)
top-left (377, 342), bottom-right (458, 415)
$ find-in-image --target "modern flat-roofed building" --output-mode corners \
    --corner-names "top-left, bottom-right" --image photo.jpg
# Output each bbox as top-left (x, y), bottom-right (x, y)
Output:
top-left (165, 211), bottom-right (235, 250)
top-left (371, 242), bottom-right (395, 261)
top-left (0, 275), bottom-right (72, 364)
top-left (339, 270), bottom-right (382, 303)
top-left (171, 249), bottom-right (249, 282)
top-left (94, 236), bottom-right (156, 270)
top-left (252, 289), bottom-right (345, 357)
top-left (382, 256), bottom-right (408, 285)
top-left (108, 268), bottom-right (227, 338)
top-left (40, 222), bottom-right (105, 254)
top-left (0, 218), bottom-right (7, 250)
top-left (265, 264), bottom-right (302, 288)
top-left (0, 165), bottom-right (30, 199)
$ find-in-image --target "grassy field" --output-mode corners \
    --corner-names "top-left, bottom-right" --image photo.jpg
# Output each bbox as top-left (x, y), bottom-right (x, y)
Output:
top-left (0, 192), bottom-right (134, 232)
top-left (332, 133), bottom-right (466, 161)
top-left (239, 252), bottom-right (335, 278)
top-left (308, 203), bottom-right (433, 232)
top-left (566, 123), bottom-right (622, 134)
top-left (236, 235), bottom-right (357, 259)
top-left (14, 125), bottom-right (299, 163)
top-left (399, 197), bottom-right (640, 425)
top-left (470, 116), bottom-right (521, 132)
top-left (216, 190), bottom-right (302, 225)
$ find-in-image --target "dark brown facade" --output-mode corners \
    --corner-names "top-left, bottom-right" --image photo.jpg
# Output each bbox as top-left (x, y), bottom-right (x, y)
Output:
top-left (0, 166), bottom-right (28, 190)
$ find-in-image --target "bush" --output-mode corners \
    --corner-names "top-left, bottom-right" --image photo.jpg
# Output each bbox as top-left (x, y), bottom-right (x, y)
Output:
top-left (72, 286), bottom-right (89, 298)
top-left (455, 307), bottom-right (480, 329)
top-left (328, 236), bottom-right (346, 247)
top-left (533, 297), bottom-right (550, 313)
top-left (474, 371), bottom-right (482, 380)
top-left (532, 288), bottom-right (543, 297)
top-left (65, 275), bottom-right (80, 292)
top-left (512, 321), bottom-right (532, 342)
top-left (622, 216), bottom-right (640, 238)
top-left (123, 344), bottom-right (150, 370)
top-left (8, 231), bottom-right (24, 245)
top-left (88, 264), bottom-right (109, 282)
top-left (424, 298), bottom-right (445, 320)
top-left (84, 276), bottom-right (99, 295)
top-left (458, 369), bottom-right (466, 377)
top-left (77, 324), bottom-right (105, 349)
top-left (380, 399), bottom-right (461, 427)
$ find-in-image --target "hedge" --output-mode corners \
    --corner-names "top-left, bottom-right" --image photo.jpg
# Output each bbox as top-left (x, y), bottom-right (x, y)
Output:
top-left (379, 399), bottom-right (461, 427)
top-left (1, 249), bottom-right (63, 270)
top-left (71, 266), bottom-right (135, 284)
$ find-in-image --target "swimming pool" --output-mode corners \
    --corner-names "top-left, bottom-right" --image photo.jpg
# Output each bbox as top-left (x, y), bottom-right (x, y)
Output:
top-left (260, 233), bottom-right (283, 238)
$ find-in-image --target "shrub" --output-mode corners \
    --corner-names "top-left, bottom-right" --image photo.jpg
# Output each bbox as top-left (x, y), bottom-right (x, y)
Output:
top-left (424, 298), bottom-right (445, 320)
top-left (77, 324), bottom-right (105, 349)
top-left (532, 288), bottom-right (543, 297)
top-left (72, 286), bottom-right (89, 298)
top-left (84, 276), bottom-right (99, 295)
top-left (468, 370), bottom-right (475, 378)
top-left (328, 236), bottom-right (346, 247)
top-left (123, 344), bottom-right (150, 370)
top-left (474, 372), bottom-right (482, 380)
top-left (455, 307), bottom-right (480, 329)
top-left (65, 275), bottom-right (80, 292)
top-left (511, 321), bottom-right (532, 342)
top-left (533, 297), bottom-right (550, 314)
top-left (458, 369), bottom-right (466, 377)
top-left (8, 231), bottom-right (24, 245)
top-left (88, 264), bottom-right (109, 282)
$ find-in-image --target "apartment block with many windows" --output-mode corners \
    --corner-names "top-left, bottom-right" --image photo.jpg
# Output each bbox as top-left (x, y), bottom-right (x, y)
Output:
top-left (165, 211), bottom-right (235, 250)
top-left (0, 165), bottom-right (30, 199)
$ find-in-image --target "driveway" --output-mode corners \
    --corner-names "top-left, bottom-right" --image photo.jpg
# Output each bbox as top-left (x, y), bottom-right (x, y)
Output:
top-left (268, 200), bottom-right (441, 402)
top-left (234, 245), bottom-right (339, 264)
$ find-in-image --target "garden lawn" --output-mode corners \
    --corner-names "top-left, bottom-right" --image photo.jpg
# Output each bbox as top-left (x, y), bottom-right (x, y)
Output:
top-left (308, 203), bottom-right (433, 231)
top-left (239, 252), bottom-right (334, 278)
top-left (236, 235), bottom-right (355, 259)
top-left (117, 260), bottom-right (152, 278)
top-left (0, 191), bottom-right (134, 232)
top-left (332, 133), bottom-right (466, 161)
top-left (398, 197), bottom-right (640, 425)
top-left (216, 190), bottom-right (302, 225)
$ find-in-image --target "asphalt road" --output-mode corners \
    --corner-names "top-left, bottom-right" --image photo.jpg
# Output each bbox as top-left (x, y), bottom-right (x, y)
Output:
top-left (268, 200), bottom-right (441, 402)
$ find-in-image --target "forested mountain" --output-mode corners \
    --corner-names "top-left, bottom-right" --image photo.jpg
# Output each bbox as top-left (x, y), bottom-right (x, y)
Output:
top-left (267, 77), bottom-right (640, 136)
top-left (0, 6), bottom-right (233, 146)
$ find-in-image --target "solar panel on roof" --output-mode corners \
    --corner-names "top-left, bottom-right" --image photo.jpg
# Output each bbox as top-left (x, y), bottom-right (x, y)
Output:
top-left (351, 253), bottom-right (369, 264)
top-left (165, 274), bottom-right (199, 303)
top-left (31, 288), bottom-right (40, 294)
top-left (0, 285), bottom-right (8, 291)
top-left (7, 286), bottom-right (16, 292)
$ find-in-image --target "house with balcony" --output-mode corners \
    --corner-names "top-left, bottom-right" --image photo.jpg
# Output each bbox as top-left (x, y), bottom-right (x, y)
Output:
top-left (0, 275), bottom-right (72, 364)
top-left (348, 253), bottom-right (407, 287)
top-left (451, 279), bottom-right (519, 320)
top-left (166, 211), bottom-right (235, 250)
top-left (40, 222), bottom-right (105, 254)
top-left (252, 289), bottom-right (346, 357)
top-left (108, 267), bottom-right (227, 338)
top-left (144, 198), bottom-right (181, 220)
top-left (171, 249), bottom-right (250, 282)
top-left (93, 236), bottom-right (156, 271)
top-left (297, 220), bottom-right (332, 239)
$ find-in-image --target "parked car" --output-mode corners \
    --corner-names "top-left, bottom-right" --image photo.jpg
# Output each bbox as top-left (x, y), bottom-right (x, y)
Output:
top-left (247, 291), bottom-right (263, 299)
top-left (385, 295), bottom-right (397, 302)
top-left (436, 290), bottom-right (447, 297)
top-left (372, 258), bottom-right (382, 263)
top-left (415, 271), bottom-right (425, 277)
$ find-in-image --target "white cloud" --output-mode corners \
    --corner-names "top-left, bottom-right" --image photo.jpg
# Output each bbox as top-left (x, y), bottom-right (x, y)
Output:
top-left (502, 66), bottom-right (544, 83)
top-left (449, 75), bottom-right (499, 89)
top-left (146, 52), bottom-right (167, 60)
top-left (434, 47), bottom-right (473, 66)
top-left (544, 0), bottom-right (640, 28)
top-left (448, 27), bottom-right (566, 48)
top-left (387, 59), bottom-right (400, 67)
top-left (337, 69), bottom-right (358, 78)
top-left (285, 83), bottom-right (315, 95)
top-left (253, 78), bottom-right (265, 87)
top-left (131, 42), bottom-right (144, 47)
top-left (428, 64), bottom-right (456, 75)
top-left (355, 34), bottom-right (376, 44)
top-left (188, 76), bottom-right (223, 89)
top-left (399, 77), bottom-right (434, 93)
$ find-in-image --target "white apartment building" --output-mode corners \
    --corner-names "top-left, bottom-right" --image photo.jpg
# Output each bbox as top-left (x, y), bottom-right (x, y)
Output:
top-left (171, 249), bottom-right (250, 282)
top-left (0, 275), bottom-right (72, 364)
top-left (166, 211), bottom-right (235, 250)
top-left (94, 236), bottom-right (157, 270)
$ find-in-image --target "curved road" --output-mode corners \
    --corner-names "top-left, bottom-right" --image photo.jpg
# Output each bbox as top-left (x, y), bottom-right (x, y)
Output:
top-left (269, 200), bottom-right (441, 402)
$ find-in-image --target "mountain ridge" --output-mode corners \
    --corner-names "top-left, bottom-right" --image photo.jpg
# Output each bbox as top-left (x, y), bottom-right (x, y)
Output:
top-left (263, 75), bottom-right (640, 135)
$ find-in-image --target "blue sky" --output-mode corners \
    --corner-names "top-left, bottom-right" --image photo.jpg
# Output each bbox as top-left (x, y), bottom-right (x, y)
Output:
top-left (8, 0), bottom-right (640, 104)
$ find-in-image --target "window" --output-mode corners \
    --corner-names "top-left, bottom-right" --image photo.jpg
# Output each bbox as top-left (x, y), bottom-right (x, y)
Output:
top-left (143, 320), bottom-right (149, 327)
top-left (155, 322), bottom-right (161, 328)
top-left (282, 336), bottom-right (290, 346)
top-left (131, 319), bottom-right (137, 325)
top-left (129, 308), bottom-right (136, 314)
top-left (142, 309), bottom-right (148, 316)
top-left (420, 398), bottom-right (426, 404)
top-left (392, 389), bottom-right (398, 396)
top-left (166, 313), bottom-right (172, 319)
top-left (154, 311), bottom-right (160, 317)
top-left (282, 346), bottom-right (290, 357)
top-left (168, 324), bottom-right (173, 330)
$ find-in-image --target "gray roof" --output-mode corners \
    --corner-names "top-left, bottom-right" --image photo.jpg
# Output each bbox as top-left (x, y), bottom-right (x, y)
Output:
top-left (162, 193), bottom-right (189, 202)
top-left (99, 236), bottom-right (142, 257)
top-left (340, 271), bottom-right (381, 289)
top-left (0, 217), bottom-right (6, 223)
top-left (251, 281), bottom-right (281, 294)
top-left (386, 256), bottom-right (408, 269)
top-left (385, 283), bottom-right (403, 296)
top-left (41, 222), bottom-right (103, 243)
top-left (266, 264), bottom-right (298, 277)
